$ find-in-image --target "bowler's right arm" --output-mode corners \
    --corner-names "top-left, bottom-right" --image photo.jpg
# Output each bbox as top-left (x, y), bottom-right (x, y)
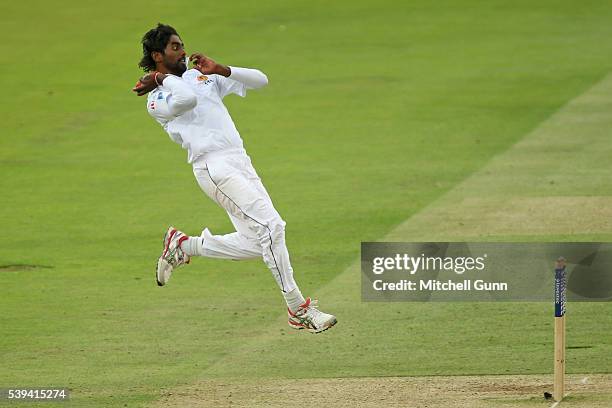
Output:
top-left (133, 73), bottom-right (197, 123)
top-left (147, 76), bottom-right (197, 123)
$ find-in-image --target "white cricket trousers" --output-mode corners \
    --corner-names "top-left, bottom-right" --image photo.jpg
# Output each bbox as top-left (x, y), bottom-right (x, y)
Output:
top-left (191, 148), bottom-right (297, 293)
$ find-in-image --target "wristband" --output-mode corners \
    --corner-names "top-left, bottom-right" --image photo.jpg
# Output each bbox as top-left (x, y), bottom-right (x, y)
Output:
top-left (154, 72), bottom-right (163, 86)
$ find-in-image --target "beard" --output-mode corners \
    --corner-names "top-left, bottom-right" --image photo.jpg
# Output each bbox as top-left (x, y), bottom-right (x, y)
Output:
top-left (165, 57), bottom-right (187, 76)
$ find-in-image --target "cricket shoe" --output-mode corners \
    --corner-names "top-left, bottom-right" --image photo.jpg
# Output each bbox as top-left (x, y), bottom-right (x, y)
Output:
top-left (156, 226), bottom-right (190, 286)
top-left (288, 298), bottom-right (337, 333)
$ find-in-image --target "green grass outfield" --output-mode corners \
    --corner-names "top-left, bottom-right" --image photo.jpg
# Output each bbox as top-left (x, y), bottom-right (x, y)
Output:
top-left (1, 0), bottom-right (612, 406)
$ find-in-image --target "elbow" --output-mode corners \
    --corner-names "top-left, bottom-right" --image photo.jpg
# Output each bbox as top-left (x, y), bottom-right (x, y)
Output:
top-left (184, 94), bottom-right (197, 109)
top-left (260, 73), bottom-right (269, 87)
top-left (170, 94), bottom-right (197, 115)
top-left (250, 72), bottom-right (268, 90)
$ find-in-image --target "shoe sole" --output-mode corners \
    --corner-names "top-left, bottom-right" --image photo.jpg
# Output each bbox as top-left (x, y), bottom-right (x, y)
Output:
top-left (288, 316), bottom-right (338, 334)
top-left (156, 257), bottom-right (172, 286)
top-left (156, 227), bottom-right (177, 286)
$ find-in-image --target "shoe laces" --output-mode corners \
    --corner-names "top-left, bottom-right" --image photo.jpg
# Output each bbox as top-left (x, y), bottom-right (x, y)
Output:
top-left (299, 299), bottom-right (323, 320)
top-left (167, 246), bottom-right (188, 266)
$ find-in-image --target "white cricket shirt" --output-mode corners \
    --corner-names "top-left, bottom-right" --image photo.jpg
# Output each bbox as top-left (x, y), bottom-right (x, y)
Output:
top-left (146, 67), bottom-right (268, 163)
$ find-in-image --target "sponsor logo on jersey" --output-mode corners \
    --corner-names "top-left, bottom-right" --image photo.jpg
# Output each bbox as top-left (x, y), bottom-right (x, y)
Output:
top-left (157, 92), bottom-right (164, 100)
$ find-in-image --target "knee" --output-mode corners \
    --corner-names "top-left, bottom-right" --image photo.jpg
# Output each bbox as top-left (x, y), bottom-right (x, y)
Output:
top-left (255, 217), bottom-right (286, 245)
top-left (269, 217), bottom-right (286, 235)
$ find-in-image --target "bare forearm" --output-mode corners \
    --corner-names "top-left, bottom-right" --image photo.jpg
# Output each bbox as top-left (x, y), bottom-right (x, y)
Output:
top-left (215, 64), bottom-right (231, 77)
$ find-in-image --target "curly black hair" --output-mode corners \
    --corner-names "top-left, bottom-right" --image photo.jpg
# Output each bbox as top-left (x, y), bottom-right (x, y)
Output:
top-left (138, 23), bottom-right (179, 72)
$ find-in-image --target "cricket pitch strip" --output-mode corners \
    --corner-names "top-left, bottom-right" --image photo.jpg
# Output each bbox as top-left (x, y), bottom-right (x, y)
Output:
top-left (152, 374), bottom-right (612, 407)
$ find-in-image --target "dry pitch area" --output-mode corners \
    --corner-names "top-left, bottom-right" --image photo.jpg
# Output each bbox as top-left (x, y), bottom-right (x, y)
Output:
top-left (153, 374), bottom-right (612, 407)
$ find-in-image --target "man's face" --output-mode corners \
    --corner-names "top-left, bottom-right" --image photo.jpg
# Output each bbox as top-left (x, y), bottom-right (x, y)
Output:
top-left (158, 34), bottom-right (187, 75)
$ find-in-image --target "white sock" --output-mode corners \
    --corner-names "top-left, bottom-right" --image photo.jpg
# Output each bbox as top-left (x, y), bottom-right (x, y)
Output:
top-left (180, 236), bottom-right (204, 256)
top-left (284, 287), bottom-right (306, 312)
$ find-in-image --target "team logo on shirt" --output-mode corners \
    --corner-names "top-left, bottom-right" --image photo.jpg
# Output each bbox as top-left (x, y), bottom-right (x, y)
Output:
top-left (149, 101), bottom-right (156, 110)
top-left (197, 75), bottom-right (213, 85)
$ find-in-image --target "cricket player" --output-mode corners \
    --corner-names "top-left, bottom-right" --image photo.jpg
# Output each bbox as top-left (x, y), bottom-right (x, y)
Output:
top-left (132, 24), bottom-right (336, 333)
